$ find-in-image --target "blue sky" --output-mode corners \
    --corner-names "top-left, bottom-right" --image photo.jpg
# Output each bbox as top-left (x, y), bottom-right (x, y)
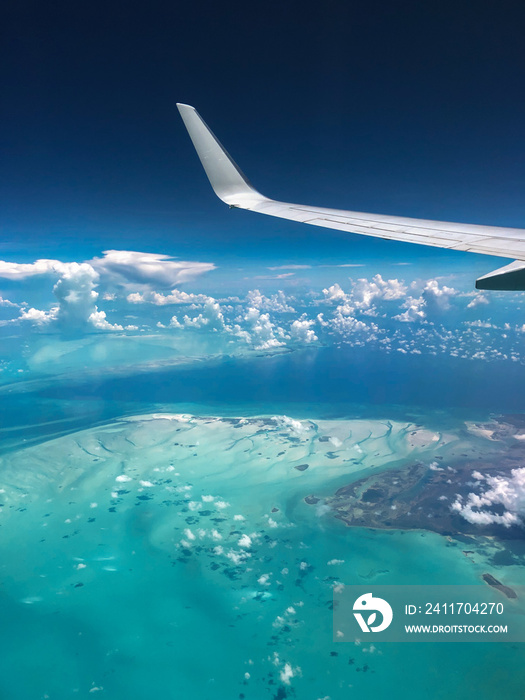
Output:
top-left (1, 1), bottom-right (525, 267)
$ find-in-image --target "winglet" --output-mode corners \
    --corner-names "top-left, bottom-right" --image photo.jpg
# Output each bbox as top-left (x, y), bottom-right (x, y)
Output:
top-left (176, 103), bottom-right (268, 208)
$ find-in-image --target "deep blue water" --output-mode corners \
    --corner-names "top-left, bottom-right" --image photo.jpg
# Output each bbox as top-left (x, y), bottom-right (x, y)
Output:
top-left (3, 346), bottom-right (523, 440)
top-left (37, 347), bottom-right (525, 410)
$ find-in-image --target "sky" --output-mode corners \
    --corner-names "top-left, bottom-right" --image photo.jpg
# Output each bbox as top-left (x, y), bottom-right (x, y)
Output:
top-left (2, 0), bottom-right (525, 268)
top-left (1, 0), bottom-right (525, 390)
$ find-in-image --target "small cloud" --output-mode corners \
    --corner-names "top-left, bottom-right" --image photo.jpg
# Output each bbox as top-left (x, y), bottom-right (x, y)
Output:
top-left (238, 534), bottom-right (252, 548)
top-left (467, 293), bottom-right (489, 309)
top-left (88, 310), bottom-right (123, 331)
top-left (250, 272), bottom-right (296, 280)
top-left (19, 306), bottom-right (59, 325)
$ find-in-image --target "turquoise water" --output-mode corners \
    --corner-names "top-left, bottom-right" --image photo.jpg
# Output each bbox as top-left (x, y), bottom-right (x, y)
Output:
top-left (1, 404), bottom-right (524, 699)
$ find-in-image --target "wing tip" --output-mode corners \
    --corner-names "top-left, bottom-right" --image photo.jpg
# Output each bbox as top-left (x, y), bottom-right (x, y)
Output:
top-left (177, 103), bottom-right (267, 207)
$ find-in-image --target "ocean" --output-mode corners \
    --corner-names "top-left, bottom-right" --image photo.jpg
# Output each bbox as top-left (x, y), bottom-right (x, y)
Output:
top-left (0, 345), bottom-right (524, 699)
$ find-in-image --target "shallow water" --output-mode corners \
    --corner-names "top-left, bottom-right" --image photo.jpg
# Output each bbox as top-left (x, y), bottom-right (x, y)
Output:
top-left (1, 411), bottom-right (524, 699)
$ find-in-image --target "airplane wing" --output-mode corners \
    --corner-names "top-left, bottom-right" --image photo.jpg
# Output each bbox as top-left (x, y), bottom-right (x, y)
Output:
top-left (177, 103), bottom-right (525, 290)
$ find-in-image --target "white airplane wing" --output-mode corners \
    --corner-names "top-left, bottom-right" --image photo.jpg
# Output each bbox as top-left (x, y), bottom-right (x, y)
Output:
top-left (177, 103), bottom-right (525, 290)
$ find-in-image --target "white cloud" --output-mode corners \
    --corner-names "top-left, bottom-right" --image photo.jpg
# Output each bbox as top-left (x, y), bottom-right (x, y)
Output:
top-left (421, 279), bottom-right (457, 312)
top-left (226, 550), bottom-right (251, 565)
top-left (88, 310), bottom-right (124, 331)
top-left (394, 296), bottom-right (426, 323)
top-left (323, 283), bottom-right (347, 302)
top-left (250, 272), bottom-right (296, 280)
top-left (271, 415), bottom-right (310, 435)
top-left (352, 274), bottom-right (407, 309)
top-left (168, 316), bottom-right (183, 329)
top-left (0, 257), bottom-right (124, 332)
top-left (330, 310), bottom-right (377, 335)
top-left (19, 306), bottom-right (59, 325)
top-left (236, 307), bottom-right (285, 350)
top-left (10, 261), bottom-right (116, 332)
top-left (451, 467), bottom-right (525, 527)
top-left (268, 265), bottom-right (311, 270)
top-left (290, 316), bottom-right (318, 343)
top-left (280, 662), bottom-right (301, 685)
top-left (127, 289), bottom-right (212, 305)
top-left (246, 289), bottom-right (295, 313)
top-left (0, 259), bottom-right (70, 280)
top-left (52, 262), bottom-right (101, 329)
top-left (91, 250), bottom-right (215, 289)
top-left (464, 320), bottom-right (495, 329)
top-left (467, 293), bottom-right (489, 309)
top-left (181, 300), bottom-right (226, 330)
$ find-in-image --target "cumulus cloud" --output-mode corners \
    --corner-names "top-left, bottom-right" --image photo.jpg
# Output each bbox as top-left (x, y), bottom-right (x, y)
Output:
top-left (421, 279), bottom-right (458, 312)
top-left (6, 261), bottom-right (114, 332)
top-left (24, 262), bottom-right (123, 332)
top-left (19, 306), bottom-right (58, 325)
top-left (52, 262), bottom-right (101, 329)
top-left (177, 300), bottom-right (226, 330)
top-left (3, 253), bottom-right (521, 366)
top-left (0, 251), bottom-right (217, 333)
top-left (127, 289), bottom-right (212, 305)
top-left (271, 415), bottom-right (310, 435)
top-left (451, 467), bottom-right (525, 527)
top-left (88, 310), bottom-right (124, 331)
top-left (329, 309), bottom-right (378, 336)
top-left (394, 295), bottom-right (426, 323)
top-left (323, 283), bottom-right (347, 302)
top-left (290, 316), bottom-right (318, 343)
top-left (234, 307), bottom-right (285, 350)
top-left (246, 289), bottom-right (295, 313)
top-left (279, 662), bottom-right (301, 685)
top-left (352, 274), bottom-right (407, 309)
top-left (322, 275), bottom-right (407, 322)
top-left (467, 293), bottom-right (489, 309)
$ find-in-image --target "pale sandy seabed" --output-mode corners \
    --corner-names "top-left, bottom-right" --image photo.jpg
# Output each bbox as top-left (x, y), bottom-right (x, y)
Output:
top-left (0, 413), bottom-right (524, 699)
